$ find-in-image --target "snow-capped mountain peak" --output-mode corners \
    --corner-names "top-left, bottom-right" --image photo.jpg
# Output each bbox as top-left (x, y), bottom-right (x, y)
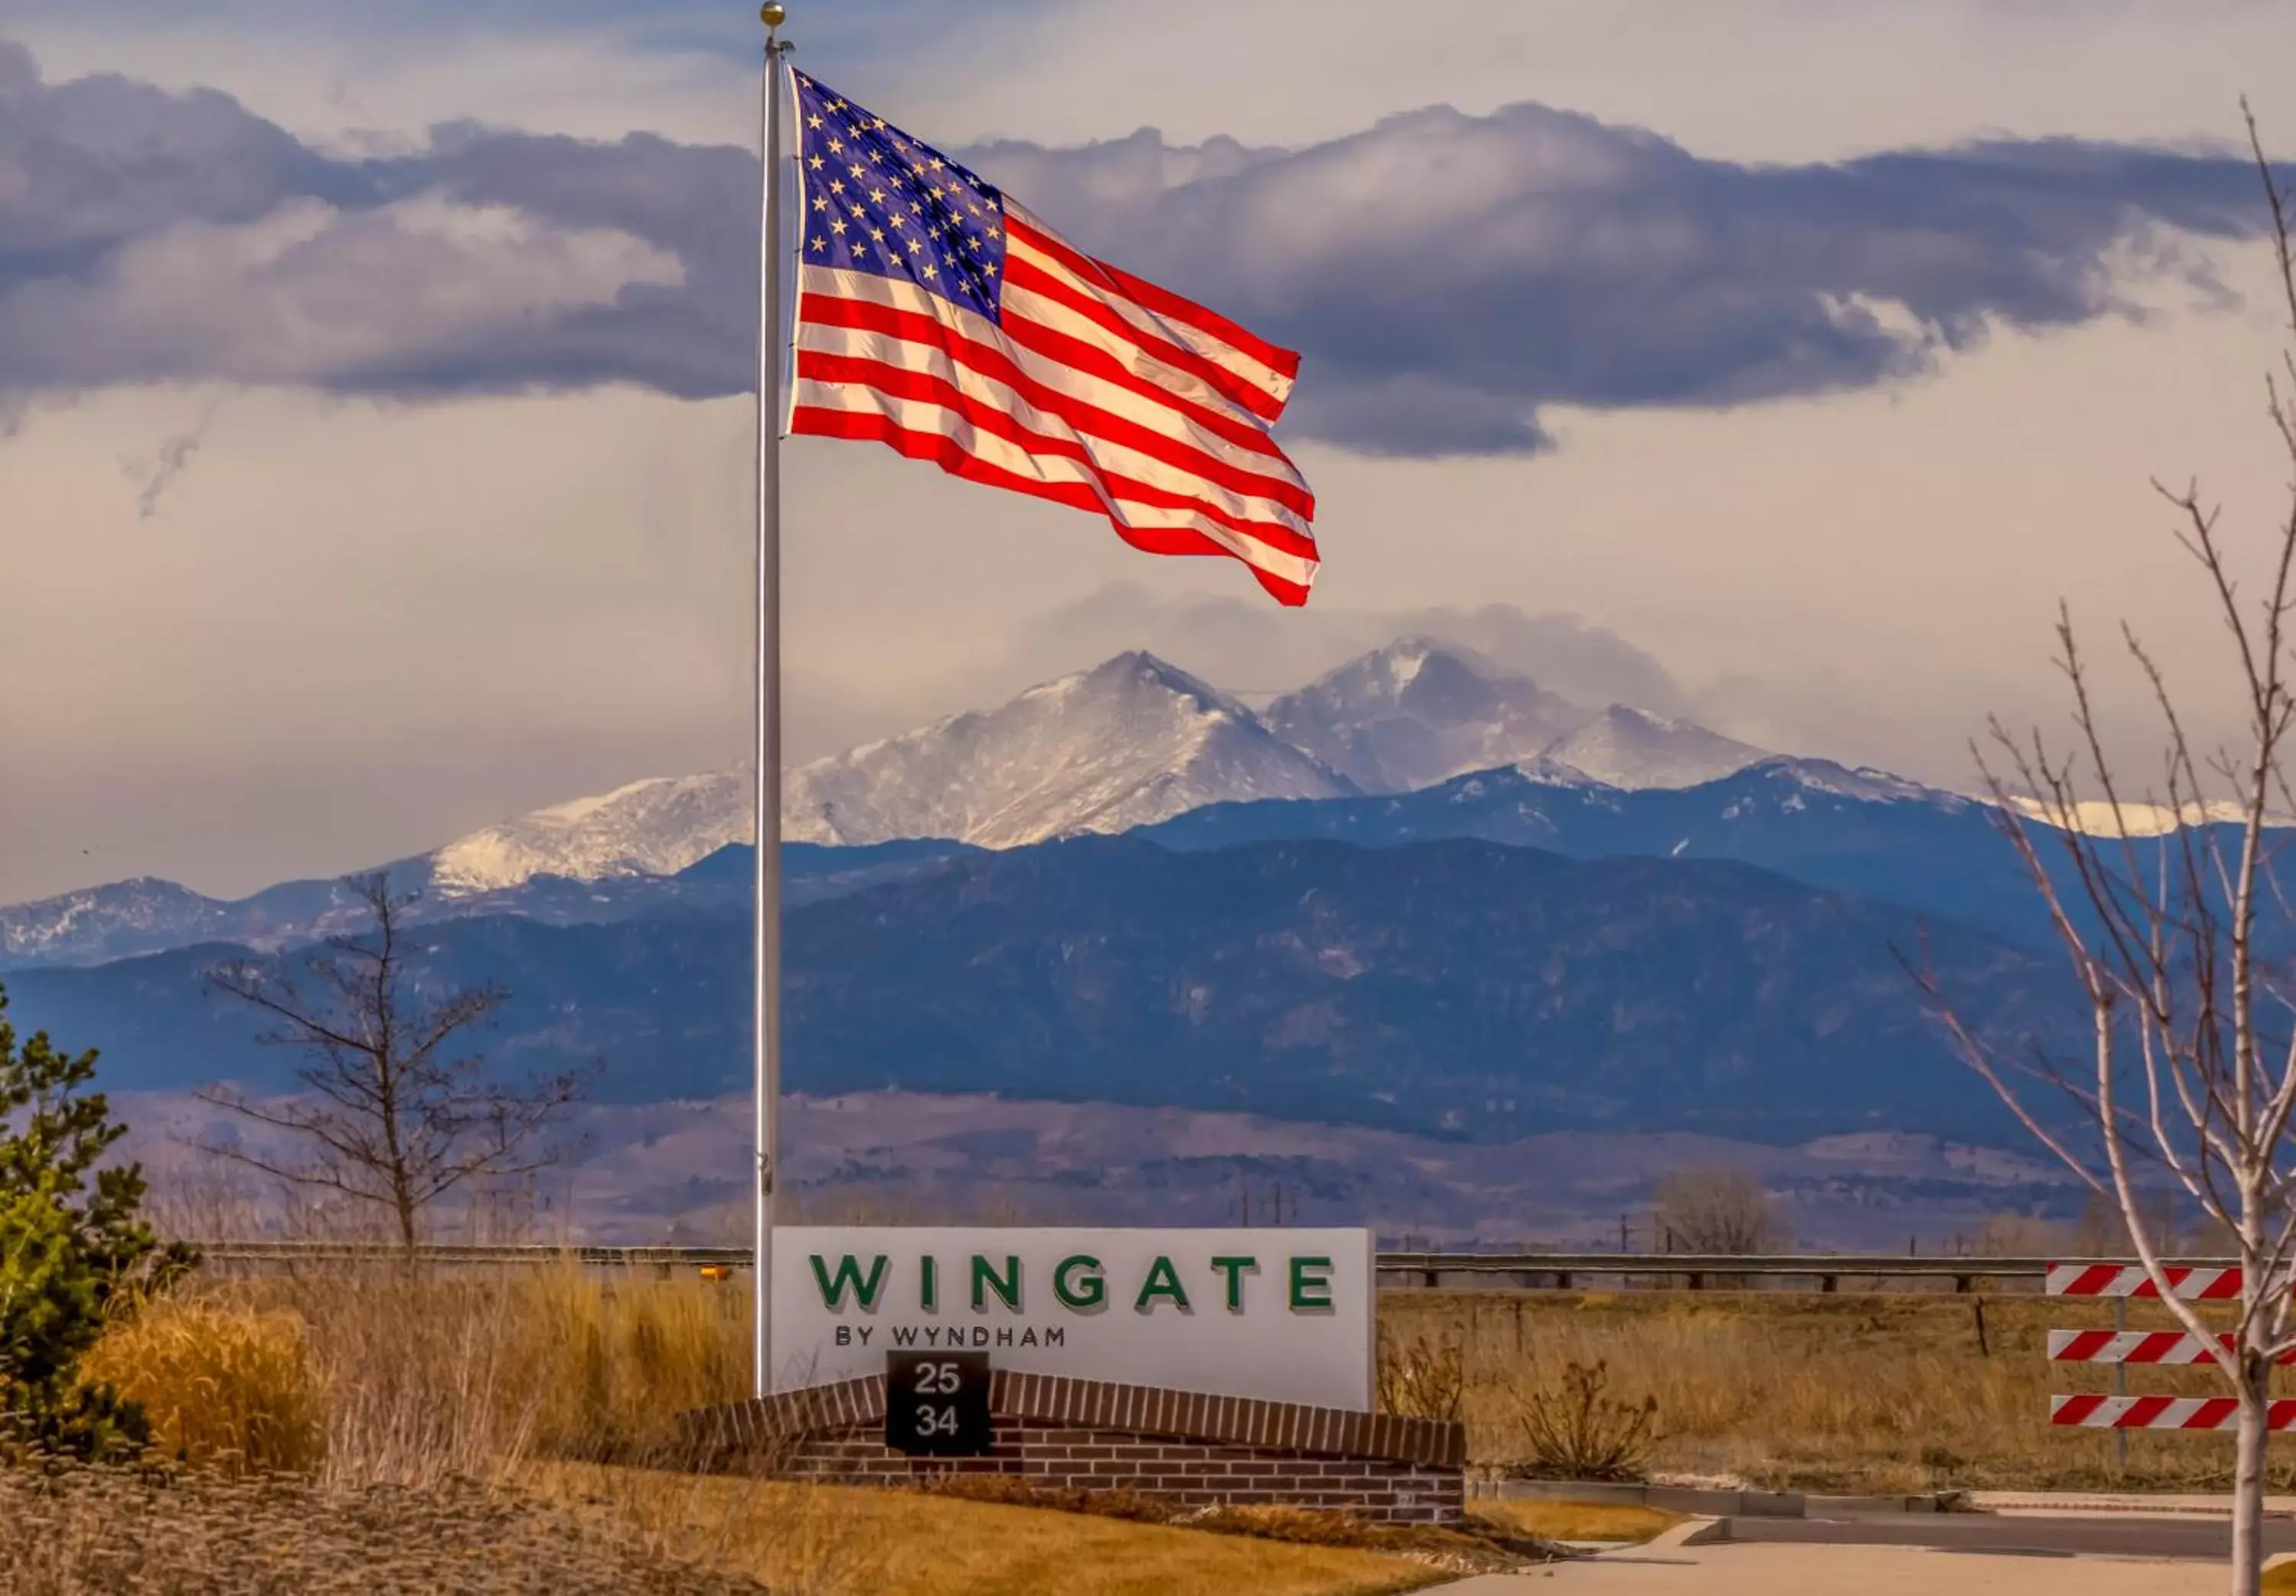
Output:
top-left (1264, 637), bottom-right (1583, 793)
top-left (429, 773), bottom-right (750, 895)
top-left (0, 878), bottom-right (224, 967)
top-left (786, 650), bottom-right (1355, 848)
top-left (1534, 705), bottom-right (1769, 790)
top-left (1754, 757), bottom-right (1973, 809)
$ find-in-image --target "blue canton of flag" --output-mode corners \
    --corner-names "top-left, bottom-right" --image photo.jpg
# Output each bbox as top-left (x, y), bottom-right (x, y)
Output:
top-left (794, 72), bottom-right (1006, 325)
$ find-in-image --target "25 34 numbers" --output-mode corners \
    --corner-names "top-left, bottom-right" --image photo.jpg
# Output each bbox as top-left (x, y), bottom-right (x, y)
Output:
top-left (885, 1350), bottom-right (990, 1456)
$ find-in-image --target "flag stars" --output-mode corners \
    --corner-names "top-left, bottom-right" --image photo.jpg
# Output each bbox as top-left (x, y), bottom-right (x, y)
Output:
top-left (795, 76), bottom-right (1004, 318)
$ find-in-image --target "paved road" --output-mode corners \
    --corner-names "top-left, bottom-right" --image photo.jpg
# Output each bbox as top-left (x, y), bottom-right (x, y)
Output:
top-left (1434, 1515), bottom-right (2296, 1592)
top-left (1719, 1510), bottom-right (2296, 1559)
top-left (1438, 1542), bottom-right (2246, 1594)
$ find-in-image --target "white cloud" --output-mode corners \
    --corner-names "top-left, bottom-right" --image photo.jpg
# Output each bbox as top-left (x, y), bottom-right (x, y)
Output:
top-left (1, 193), bottom-right (682, 387)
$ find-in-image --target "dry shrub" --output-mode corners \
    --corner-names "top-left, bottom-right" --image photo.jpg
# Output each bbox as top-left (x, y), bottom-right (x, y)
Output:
top-left (1649, 1167), bottom-right (1786, 1254)
top-left (82, 1261), bottom-right (752, 1485)
top-left (1375, 1331), bottom-right (1466, 1424)
top-left (510, 1266), bottom-right (748, 1464)
top-left (1508, 1359), bottom-right (1660, 1481)
top-left (79, 1299), bottom-right (323, 1475)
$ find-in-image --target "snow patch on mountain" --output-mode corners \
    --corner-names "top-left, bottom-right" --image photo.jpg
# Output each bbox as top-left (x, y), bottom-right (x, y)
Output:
top-left (1760, 757), bottom-right (1974, 809)
top-left (0, 878), bottom-right (225, 967)
top-left (1536, 706), bottom-right (1769, 790)
top-left (1264, 637), bottom-right (1584, 793)
top-left (429, 773), bottom-right (750, 895)
top-left (785, 651), bottom-right (1357, 848)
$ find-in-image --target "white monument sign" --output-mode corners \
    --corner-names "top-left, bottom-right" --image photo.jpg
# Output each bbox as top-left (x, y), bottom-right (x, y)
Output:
top-left (770, 1226), bottom-right (1375, 1411)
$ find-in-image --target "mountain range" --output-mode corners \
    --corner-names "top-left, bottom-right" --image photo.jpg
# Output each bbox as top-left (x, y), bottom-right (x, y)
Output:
top-left (0, 629), bottom-right (2138, 1154)
top-left (2, 638), bottom-right (1799, 969)
top-left (784, 651), bottom-right (1358, 846)
top-left (3, 835), bottom-right (2069, 1142)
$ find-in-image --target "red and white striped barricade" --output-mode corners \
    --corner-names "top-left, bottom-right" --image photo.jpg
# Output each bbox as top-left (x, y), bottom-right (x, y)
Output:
top-left (2048, 1262), bottom-right (2258, 1444)
top-left (2050, 1395), bottom-right (2296, 1430)
top-left (2045, 1262), bottom-right (2242, 1301)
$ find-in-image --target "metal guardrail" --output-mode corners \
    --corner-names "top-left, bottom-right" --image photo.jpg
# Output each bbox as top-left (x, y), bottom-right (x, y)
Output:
top-left (184, 1240), bottom-right (2122, 1292)
top-left (191, 1240), bottom-right (753, 1269)
top-left (1377, 1252), bottom-right (2103, 1292)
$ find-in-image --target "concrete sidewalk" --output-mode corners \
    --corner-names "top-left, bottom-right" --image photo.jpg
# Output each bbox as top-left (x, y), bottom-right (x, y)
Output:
top-left (1433, 1523), bottom-right (2252, 1593)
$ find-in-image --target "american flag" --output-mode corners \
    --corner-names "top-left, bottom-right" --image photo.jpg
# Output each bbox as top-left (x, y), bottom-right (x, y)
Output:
top-left (787, 71), bottom-right (1319, 606)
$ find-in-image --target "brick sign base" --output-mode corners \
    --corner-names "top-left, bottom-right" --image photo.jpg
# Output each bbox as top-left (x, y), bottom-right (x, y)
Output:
top-left (687, 1370), bottom-right (1466, 1525)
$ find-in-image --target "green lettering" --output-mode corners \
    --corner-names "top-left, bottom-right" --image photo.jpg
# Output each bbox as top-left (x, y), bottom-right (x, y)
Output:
top-left (1209, 1255), bottom-right (1257, 1312)
top-left (972, 1253), bottom-right (1022, 1312)
top-left (808, 1252), bottom-right (889, 1311)
top-left (1134, 1255), bottom-right (1192, 1314)
top-left (1287, 1255), bottom-right (1333, 1312)
top-left (1053, 1254), bottom-right (1105, 1310)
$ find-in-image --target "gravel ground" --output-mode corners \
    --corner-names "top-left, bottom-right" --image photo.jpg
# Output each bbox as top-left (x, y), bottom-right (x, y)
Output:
top-left (0, 1466), bottom-right (775, 1595)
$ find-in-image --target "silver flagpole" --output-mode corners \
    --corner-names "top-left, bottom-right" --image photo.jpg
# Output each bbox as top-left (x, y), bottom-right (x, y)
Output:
top-left (753, 0), bottom-right (791, 1402)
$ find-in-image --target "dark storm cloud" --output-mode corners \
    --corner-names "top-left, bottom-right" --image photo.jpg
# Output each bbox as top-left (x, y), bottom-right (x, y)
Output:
top-left (0, 39), bottom-right (2277, 452)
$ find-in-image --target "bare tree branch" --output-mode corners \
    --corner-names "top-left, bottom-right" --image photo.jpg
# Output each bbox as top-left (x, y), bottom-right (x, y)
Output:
top-left (1919, 105), bottom-right (2296, 1596)
top-left (197, 871), bottom-right (594, 1251)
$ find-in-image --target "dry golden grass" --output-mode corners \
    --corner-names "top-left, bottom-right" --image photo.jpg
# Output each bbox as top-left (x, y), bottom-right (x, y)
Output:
top-left (92, 1262), bottom-right (749, 1485)
top-left (531, 1465), bottom-right (1443, 1596)
top-left (1384, 1288), bottom-right (2291, 1493)
top-left (82, 1268), bottom-right (1442, 1596)
top-left (87, 1265), bottom-right (2296, 1588)
top-left (81, 1298), bottom-right (325, 1474)
top-left (1469, 1498), bottom-right (1680, 1543)
top-left (0, 1465), bottom-right (775, 1595)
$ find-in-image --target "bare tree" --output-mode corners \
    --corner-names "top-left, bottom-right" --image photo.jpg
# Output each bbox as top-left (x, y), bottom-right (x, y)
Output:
top-left (1650, 1166), bottom-right (1787, 1253)
top-left (1917, 108), bottom-right (2296, 1596)
top-left (197, 873), bottom-right (590, 1252)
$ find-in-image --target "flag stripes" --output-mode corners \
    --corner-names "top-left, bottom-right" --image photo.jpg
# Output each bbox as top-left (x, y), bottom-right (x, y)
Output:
top-left (786, 70), bottom-right (1318, 606)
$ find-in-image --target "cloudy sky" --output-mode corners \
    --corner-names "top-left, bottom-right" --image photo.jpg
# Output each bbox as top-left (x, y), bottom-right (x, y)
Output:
top-left (6, 0), bottom-right (2296, 904)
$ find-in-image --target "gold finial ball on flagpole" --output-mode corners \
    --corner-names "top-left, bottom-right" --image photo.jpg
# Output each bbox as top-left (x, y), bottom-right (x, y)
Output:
top-left (761, 2), bottom-right (786, 28)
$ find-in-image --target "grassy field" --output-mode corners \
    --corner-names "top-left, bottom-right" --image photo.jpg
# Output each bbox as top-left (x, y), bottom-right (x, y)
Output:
top-left (530, 1466), bottom-right (1440, 1596)
top-left (63, 1266), bottom-right (1452, 1594)
top-left (48, 1266), bottom-right (2296, 1591)
top-left (1386, 1287), bottom-right (2281, 1493)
